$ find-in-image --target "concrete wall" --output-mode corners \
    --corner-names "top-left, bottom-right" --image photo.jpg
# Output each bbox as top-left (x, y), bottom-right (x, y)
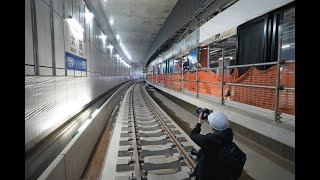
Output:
top-left (25, 0), bottom-right (131, 76)
top-left (25, 76), bottom-right (130, 151)
top-left (38, 81), bottom-right (133, 180)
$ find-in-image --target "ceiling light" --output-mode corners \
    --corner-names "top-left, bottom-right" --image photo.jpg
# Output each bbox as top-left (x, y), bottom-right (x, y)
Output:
top-left (107, 45), bottom-right (113, 49)
top-left (116, 34), bottom-right (120, 40)
top-left (110, 18), bottom-right (113, 25)
top-left (282, 44), bottom-right (290, 49)
top-left (85, 8), bottom-right (94, 22)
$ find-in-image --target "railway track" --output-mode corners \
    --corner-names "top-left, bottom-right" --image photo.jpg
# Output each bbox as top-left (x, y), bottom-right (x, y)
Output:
top-left (103, 82), bottom-right (199, 180)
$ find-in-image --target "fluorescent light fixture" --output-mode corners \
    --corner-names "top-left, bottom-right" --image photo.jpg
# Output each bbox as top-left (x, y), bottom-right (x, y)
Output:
top-left (110, 18), bottom-right (114, 25)
top-left (91, 109), bottom-right (100, 118)
top-left (78, 119), bottom-right (92, 132)
top-left (282, 44), bottom-right (290, 49)
top-left (85, 11), bottom-right (94, 21)
top-left (116, 34), bottom-right (120, 40)
top-left (115, 54), bottom-right (120, 58)
top-left (67, 18), bottom-right (84, 32)
top-left (219, 57), bottom-right (223, 60)
top-left (107, 45), bottom-right (113, 49)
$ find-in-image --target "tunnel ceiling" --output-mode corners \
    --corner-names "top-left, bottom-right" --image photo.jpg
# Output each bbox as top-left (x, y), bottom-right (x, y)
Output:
top-left (100, 0), bottom-right (178, 67)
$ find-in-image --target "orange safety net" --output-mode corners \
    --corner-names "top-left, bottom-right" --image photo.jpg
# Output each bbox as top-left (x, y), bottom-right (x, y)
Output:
top-left (229, 64), bottom-right (295, 115)
top-left (197, 70), bottom-right (237, 97)
top-left (230, 66), bottom-right (277, 111)
top-left (183, 72), bottom-right (196, 92)
top-left (279, 63), bottom-right (295, 115)
top-left (170, 73), bottom-right (182, 90)
top-left (147, 63), bottom-right (295, 116)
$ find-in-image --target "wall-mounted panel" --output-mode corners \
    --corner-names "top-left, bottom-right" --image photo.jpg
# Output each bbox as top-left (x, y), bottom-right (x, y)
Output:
top-left (40, 67), bottom-right (53, 75)
top-left (25, 65), bottom-right (35, 75)
top-left (54, 12), bottom-right (65, 68)
top-left (72, 0), bottom-right (80, 23)
top-left (75, 71), bottom-right (81, 76)
top-left (36, 0), bottom-right (52, 67)
top-left (40, 0), bottom-right (50, 6)
top-left (56, 69), bottom-right (65, 75)
top-left (67, 70), bottom-right (74, 76)
top-left (25, 0), bottom-right (34, 65)
top-left (79, 1), bottom-right (85, 32)
top-left (53, 0), bottom-right (64, 17)
top-left (64, 0), bottom-right (73, 18)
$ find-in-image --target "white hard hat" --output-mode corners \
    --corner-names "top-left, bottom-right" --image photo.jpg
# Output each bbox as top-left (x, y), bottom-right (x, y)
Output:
top-left (208, 111), bottom-right (229, 131)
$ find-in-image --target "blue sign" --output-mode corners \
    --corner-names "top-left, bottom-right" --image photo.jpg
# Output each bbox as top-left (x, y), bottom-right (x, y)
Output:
top-left (66, 52), bottom-right (87, 71)
top-left (188, 48), bottom-right (198, 69)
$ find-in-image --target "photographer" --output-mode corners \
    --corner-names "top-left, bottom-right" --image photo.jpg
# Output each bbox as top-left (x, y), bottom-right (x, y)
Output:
top-left (190, 110), bottom-right (234, 180)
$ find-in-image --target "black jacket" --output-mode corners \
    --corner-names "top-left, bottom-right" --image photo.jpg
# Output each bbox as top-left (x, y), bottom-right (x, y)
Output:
top-left (190, 123), bottom-right (233, 180)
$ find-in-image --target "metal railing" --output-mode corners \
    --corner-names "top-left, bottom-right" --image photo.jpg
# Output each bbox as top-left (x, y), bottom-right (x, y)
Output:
top-left (146, 57), bottom-right (295, 124)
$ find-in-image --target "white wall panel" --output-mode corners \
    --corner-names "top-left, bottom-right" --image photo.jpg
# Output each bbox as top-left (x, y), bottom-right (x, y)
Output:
top-left (56, 69), bottom-right (65, 75)
top-left (25, 0), bottom-right (34, 65)
top-left (75, 71), bottom-right (81, 76)
top-left (41, 0), bottom-right (50, 6)
top-left (67, 70), bottom-right (74, 76)
top-left (79, 1), bottom-right (85, 31)
top-left (53, 0), bottom-right (64, 17)
top-left (36, 0), bottom-right (52, 67)
top-left (25, 65), bottom-right (35, 75)
top-left (64, 0), bottom-right (73, 20)
top-left (72, 0), bottom-right (80, 23)
top-left (40, 67), bottom-right (53, 75)
top-left (54, 12), bottom-right (65, 68)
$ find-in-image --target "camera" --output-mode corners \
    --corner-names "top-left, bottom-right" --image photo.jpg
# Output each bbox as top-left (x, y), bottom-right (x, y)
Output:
top-left (196, 107), bottom-right (213, 120)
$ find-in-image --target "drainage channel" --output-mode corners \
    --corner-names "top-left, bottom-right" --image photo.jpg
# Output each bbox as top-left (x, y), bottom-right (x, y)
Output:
top-left (103, 82), bottom-right (199, 180)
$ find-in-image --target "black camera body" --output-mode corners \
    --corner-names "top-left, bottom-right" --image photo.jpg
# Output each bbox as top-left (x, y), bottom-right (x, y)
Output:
top-left (196, 107), bottom-right (213, 120)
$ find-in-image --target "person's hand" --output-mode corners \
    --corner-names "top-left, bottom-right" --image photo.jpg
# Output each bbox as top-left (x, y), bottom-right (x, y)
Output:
top-left (198, 112), bottom-right (206, 124)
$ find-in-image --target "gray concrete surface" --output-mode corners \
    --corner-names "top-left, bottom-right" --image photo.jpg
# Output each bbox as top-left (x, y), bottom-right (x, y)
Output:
top-left (147, 86), bottom-right (295, 180)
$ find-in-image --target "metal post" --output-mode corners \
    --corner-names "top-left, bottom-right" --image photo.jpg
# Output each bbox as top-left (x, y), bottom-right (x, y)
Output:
top-left (196, 69), bottom-right (198, 98)
top-left (274, 25), bottom-right (283, 123)
top-left (169, 72), bottom-right (171, 89)
top-left (182, 60), bottom-right (184, 93)
top-left (221, 49), bottom-right (225, 105)
top-left (207, 45), bottom-right (210, 68)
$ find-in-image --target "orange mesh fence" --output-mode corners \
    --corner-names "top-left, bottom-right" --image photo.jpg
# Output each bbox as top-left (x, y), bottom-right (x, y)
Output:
top-left (229, 64), bottom-right (295, 115)
top-left (197, 70), bottom-right (236, 97)
top-left (184, 72), bottom-right (196, 92)
top-left (170, 73), bottom-right (182, 91)
top-left (147, 63), bottom-right (294, 116)
top-left (279, 63), bottom-right (295, 115)
top-left (158, 74), bottom-right (163, 85)
top-left (230, 66), bottom-right (277, 111)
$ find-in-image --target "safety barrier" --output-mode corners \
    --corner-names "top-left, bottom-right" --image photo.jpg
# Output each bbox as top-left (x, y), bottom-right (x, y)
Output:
top-left (146, 60), bottom-right (295, 123)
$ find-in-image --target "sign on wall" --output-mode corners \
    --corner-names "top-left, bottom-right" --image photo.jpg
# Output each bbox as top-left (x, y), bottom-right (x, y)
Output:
top-left (64, 20), bottom-right (87, 71)
top-left (66, 52), bottom-right (87, 71)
